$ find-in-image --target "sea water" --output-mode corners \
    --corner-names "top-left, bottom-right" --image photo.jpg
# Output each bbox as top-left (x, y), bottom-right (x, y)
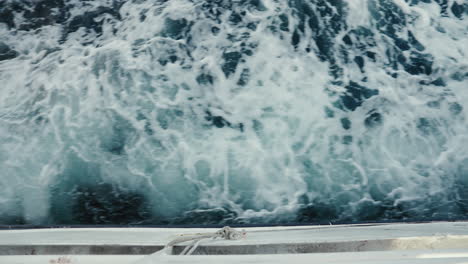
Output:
top-left (0, 0), bottom-right (467, 225)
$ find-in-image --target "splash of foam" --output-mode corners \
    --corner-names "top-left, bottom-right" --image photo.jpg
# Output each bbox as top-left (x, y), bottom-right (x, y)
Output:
top-left (0, 0), bottom-right (467, 225)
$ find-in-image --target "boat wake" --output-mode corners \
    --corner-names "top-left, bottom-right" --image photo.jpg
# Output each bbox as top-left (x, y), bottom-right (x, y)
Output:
top-left (0, 0), bottom-right (467, 225)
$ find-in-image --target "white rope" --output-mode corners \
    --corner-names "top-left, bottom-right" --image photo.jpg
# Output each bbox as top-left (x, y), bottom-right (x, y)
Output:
top-left (184, 237), bottom-right (204, 255)
top-left (160, 226), bottom-right (246, 255)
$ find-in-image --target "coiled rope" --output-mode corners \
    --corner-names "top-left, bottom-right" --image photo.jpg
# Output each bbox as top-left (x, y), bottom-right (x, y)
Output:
top-left (159, 226), bottom-right (246, 255)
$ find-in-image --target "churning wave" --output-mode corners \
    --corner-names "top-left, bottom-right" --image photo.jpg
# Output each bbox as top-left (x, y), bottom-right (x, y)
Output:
top-left (0, 0), bottom-right (467, 225)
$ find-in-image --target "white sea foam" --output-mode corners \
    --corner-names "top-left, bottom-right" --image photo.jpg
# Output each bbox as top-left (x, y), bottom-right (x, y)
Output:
top-left (0, 0), bottom-right (467, 224)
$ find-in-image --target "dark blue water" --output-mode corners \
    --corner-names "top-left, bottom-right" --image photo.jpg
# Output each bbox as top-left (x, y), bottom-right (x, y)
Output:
top-left (0, 0), bottom-right (467, 225)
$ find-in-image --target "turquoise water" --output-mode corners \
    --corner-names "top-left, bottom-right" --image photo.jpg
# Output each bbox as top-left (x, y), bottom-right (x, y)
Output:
top-left (0, 0), bottom-right (467, 225)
